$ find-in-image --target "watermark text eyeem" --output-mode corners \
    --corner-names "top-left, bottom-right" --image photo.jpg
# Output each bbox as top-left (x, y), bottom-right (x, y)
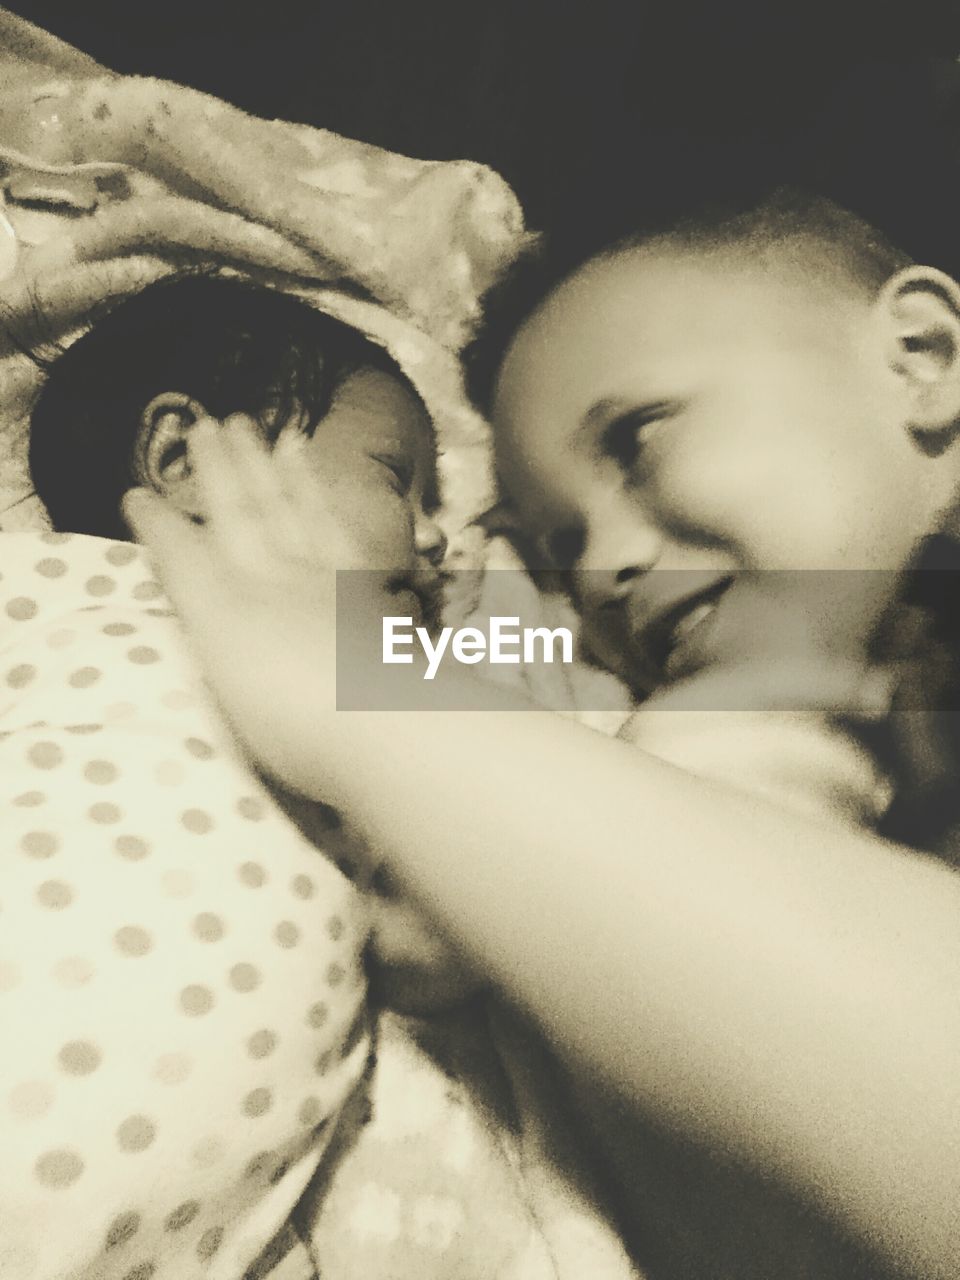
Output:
top-left (383, 616), bottom-right (574, 679)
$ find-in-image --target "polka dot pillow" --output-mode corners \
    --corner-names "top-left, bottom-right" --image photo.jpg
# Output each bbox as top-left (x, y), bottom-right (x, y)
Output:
top-left (1, 532), bottom-right (372, 1280)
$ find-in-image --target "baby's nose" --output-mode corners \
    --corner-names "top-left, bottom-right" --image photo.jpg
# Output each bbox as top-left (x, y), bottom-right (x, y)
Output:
top-left (415, 513), bottom-right (447, 568)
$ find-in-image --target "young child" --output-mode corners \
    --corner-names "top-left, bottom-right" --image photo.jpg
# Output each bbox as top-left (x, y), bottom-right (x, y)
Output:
top-left (3, 272), bottom-right (486, 1280)
top-left (126, 192), bottom-right (960, 1280)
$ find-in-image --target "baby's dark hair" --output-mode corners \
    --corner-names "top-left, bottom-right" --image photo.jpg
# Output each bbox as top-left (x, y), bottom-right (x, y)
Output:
top-left (466, 187), bottom-right (913, 414)
top-left (28, 271), bottom-right (421, 540)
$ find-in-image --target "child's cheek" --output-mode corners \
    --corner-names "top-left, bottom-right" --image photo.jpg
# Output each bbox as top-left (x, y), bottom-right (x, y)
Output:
top-left (650, 431), bottom-right (751, 547)
top-left (651, 410), bottom-right (800, 569)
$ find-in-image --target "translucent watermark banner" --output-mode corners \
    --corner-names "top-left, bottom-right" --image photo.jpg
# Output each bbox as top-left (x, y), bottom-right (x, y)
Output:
top-left (334, 565), bottom-right (960, 713)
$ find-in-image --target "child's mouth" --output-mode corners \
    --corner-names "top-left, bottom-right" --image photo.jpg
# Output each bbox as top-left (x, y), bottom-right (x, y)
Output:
top-left (642, 577), bottom-right (734, 685)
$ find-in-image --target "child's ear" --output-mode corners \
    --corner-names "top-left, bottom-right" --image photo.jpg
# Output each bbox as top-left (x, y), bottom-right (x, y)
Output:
top-left (137, 392), bottom-right (210, 513)
top-left (879, 266), bottom-right (960, 447)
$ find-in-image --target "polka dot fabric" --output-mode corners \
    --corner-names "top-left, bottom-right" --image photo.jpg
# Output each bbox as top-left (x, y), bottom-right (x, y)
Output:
top-left (1, 533), bottom-right (371, 1280)
top-left (298, 1010), bottom-right (641, 1280)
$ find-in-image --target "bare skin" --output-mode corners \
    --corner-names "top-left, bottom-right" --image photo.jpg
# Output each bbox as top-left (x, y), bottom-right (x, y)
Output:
top-left (124, 252), bottom-right (960, 1279)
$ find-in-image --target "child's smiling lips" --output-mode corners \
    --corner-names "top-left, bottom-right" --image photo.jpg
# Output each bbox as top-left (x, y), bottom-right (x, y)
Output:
top-left (629, 575), bottom-right (735, 689)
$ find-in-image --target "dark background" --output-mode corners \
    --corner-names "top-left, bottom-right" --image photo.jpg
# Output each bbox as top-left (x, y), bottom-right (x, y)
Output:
top-left (7, 1), bottom-right (960, 271)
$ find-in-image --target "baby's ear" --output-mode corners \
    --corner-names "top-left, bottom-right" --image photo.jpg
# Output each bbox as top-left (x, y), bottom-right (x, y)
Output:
top-left (137, 392), bottom-right (210, 510)
top-left (879, 266), bottom-right (960, 447)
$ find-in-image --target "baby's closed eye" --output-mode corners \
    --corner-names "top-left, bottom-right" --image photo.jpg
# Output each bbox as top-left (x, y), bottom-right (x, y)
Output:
top-left (370, 452), bottom-right (414, 495)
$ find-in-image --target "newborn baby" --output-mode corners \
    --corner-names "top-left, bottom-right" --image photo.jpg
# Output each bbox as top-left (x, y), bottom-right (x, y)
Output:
top-left (28, 270), bottom-right (477, 1009)
top-left (4, 273), bottom-right (479, 1280)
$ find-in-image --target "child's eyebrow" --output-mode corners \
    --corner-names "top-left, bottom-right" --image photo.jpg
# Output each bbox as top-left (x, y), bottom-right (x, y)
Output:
top-left (582, 397), bottom-right (628, 430)
top-left (575, 396), bottom-right (635, 449)
top-left (581, 396), bottom-right (676, 433)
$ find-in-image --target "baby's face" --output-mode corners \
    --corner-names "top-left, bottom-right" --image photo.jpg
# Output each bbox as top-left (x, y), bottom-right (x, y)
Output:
top-left (288, 369), bottom-right (478, 1008)
top-left (288, 367), bottom-right (446, 620)
top-left (144, 366), bottom-right (468, 1010)
top-left (493, 249), bottom-right (935, 701)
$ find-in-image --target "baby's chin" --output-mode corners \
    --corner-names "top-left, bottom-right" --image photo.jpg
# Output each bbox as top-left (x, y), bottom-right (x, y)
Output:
top-left (364, 897), bottom-right (483, 1016)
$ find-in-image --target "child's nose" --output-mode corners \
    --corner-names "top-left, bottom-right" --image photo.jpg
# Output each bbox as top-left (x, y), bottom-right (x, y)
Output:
top-left (415, 513), bottom-right (447, 568)
top-left (575, 500), bottom-right (663, 609)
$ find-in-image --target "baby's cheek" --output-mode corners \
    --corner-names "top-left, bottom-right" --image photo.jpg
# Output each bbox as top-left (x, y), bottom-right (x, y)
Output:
top-left (318, 476), bottom-right (402, 568)
top-left (349, 491), bottom-right (417, 570)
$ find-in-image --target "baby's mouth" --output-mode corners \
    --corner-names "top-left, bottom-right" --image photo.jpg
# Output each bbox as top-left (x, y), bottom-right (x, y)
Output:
top-left (388, 570), bottom-right (446, 632)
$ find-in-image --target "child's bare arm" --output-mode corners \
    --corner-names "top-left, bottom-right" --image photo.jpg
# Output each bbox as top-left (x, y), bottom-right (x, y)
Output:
top-left (126, 422), bottom-right (960, 1280)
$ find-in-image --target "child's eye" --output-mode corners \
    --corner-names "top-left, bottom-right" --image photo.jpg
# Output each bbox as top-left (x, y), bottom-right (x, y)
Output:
top-left (602, 405), bottom-right (675, 472)
top-left (545, 525), bottom-right (585, 569)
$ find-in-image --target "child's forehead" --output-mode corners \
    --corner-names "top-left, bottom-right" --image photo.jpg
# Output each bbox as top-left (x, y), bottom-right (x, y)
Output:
top-left (492, 246), bottom-right (868, 488)
top-left (550, 245), bottom-right (813, 324)
top-left (508, 246), bottom-right (858, 390)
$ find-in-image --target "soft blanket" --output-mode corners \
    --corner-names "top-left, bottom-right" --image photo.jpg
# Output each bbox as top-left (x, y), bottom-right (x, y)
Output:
top-left (0, 7), bottom-right (529, 556)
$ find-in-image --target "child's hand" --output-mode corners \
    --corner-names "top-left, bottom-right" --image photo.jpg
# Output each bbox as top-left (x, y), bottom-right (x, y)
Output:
top-left (641, 653), bottom-right (895, 721)
top-left (189, 414), bottom-right (375, 577)
top-left (123, 417), bottom-right (383, 796)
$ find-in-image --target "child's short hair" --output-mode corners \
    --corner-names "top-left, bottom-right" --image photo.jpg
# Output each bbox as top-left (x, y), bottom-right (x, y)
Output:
top-left (466, 188), bottom-right (913, 413)
top-left (603, 188), bottom-right (914, 296)
top-left (27, 272), bottom-right (420, 539)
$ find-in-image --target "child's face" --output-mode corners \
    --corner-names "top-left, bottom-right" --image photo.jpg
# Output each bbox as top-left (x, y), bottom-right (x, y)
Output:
top-left (493, 250), bottom-right (940, 696)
